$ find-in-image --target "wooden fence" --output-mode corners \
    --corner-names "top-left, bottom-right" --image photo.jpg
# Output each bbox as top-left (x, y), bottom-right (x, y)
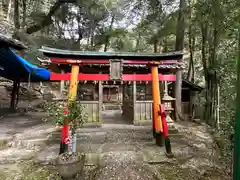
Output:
top-left (81, 101), bottom-right (99, 122)
top-left (135, 101), bottom-right (153, 121)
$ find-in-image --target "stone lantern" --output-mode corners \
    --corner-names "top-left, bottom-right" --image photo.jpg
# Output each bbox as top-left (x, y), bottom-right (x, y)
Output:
top-left (162, 82), bottom-right (175, 127)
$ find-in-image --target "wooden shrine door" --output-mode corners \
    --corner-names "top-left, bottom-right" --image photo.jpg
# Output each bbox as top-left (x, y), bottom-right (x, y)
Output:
top-left (103, 85), bottom-right (121, 103)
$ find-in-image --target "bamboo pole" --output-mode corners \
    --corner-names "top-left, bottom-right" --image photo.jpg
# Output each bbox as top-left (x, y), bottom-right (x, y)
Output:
top-left (151, 65), bottom-right (164, 146)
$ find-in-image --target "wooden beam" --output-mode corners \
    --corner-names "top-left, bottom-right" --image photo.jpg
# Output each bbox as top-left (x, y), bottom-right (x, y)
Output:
top-left (122, 74), bottom-right (176, 81)
top-left (49, 57), bottom-right (178, 65)
top-left (50, 73), bottom-right (176, 81)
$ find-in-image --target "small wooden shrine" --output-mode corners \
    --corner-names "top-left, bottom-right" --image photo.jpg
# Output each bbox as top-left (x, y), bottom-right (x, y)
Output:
top-left (179, 79), bottom-right (203, 119)
top-left (39, 46), bottom-right (183, 126)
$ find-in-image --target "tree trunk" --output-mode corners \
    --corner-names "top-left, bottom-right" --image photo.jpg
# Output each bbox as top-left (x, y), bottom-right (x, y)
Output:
top-left (6, 0), bottom-right (12, 21)
top-left (90, 29), bottom-right (94, 49)
top-left (135, 33), bottom-right (140, 52)
top-left (135, 8), bottom-right (146, 52)
top-left (104, 13), bottom-right (115, 52)
top-left (200, 18), bottom-right (210, 122)
top-left (201, 0), bottom-right (221, 125)
top-left (162, 38), bottom-right (168, 53)
top-left (175, 0), bottom-right (186, 51)
top-left (13, 0), bottom-right (20, 29)
top-left (233, 22), bottom-right (240, 180)
top-left (174, 70), bottom-right (183, 121)
top-left (187, 6), bottom-right (195, 82)
top-left (153, 40), bottom-right (158, 53)
top-left (0, 0), bottom-right (4, 19)
top-left (25, 0), bottom-right (65, 34)
top-left (22, 0), bottom-right (26, 27)
top-left (174, 0), bottom-right (186, 121)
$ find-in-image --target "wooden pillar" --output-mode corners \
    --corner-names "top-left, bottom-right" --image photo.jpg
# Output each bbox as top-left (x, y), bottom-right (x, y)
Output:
top-left (60, 69), bottom-right (65, 96)
top-left (68, 65), bottom-right (79, 101)
top-left (98, 80), bottom-right (103, 122)
top-left (133, 80), bottom-right (137, 123)
top-left (174, 70), bottom-right (182, 120)
top-left (10, 80), bottom-right (20, 110)
top-left (121, 82), bottom-right (125, 115)
top-left (60, 64), bottom-right (79, 155)
top-left (160, 81), bottom-right (164, 99)
top-left (189, 90), bottom-right (196, 120)
top-left (151, 65), bottom-right (164, 146)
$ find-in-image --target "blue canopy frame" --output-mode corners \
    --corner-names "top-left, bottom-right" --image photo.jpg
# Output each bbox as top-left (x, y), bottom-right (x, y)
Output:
top-left (0, 47), bottom-right (50, 82)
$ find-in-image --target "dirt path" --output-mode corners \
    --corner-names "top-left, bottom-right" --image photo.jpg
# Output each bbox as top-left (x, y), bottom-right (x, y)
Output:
top-left (0, 112), bottom-right (229, 180)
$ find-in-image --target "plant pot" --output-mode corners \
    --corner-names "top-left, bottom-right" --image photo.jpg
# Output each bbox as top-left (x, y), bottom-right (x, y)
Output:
top-left (56, 152), bottom-right (85, 179)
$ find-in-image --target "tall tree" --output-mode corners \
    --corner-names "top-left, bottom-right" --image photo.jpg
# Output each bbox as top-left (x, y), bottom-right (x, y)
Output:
top-left (174, 0), bottom-right (186, 120)
top-left (186, 0), bottom-right (195, 82)
top-left (13, 0), bottom-right (20, 29)
top-left (103, 13), bottom-right (115, 52)
top-left (233, 21), bottom-right (240, 180)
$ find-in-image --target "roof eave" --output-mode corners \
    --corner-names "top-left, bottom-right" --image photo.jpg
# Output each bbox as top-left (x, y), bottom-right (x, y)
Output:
top-left (0, 33), bottom-right (27, 50)
top-left (39, 46), bottom-right (184, 61)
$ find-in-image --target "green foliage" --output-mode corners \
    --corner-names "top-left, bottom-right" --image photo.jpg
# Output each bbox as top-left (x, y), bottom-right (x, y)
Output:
top-left (217, 46), bottom-right (238, 161)
top-left (45, 101), bottom-right (65, 125)
top-left (68, 100), bottom-right (86, 134)
top-left (45, 100), bottom-right (86, 135)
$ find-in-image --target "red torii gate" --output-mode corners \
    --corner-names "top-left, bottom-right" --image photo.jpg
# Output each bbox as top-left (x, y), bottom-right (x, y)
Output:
top-left (50, 73), bottom-right (176, 81)
top-left (40, 46), bottom-right (183, 156)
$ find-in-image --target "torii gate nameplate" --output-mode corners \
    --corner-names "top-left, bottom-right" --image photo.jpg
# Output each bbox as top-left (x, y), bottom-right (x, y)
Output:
top-left (109, 59), bottom-right (123, 80)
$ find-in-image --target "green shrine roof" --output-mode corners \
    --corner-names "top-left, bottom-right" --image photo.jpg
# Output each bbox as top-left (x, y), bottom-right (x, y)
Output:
top-left (39, 46), bottom-right (183, 61)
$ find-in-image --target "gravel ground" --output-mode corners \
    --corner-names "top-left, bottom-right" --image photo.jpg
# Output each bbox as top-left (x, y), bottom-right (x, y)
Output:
top-left (0, 113), bottom-right (230, 180)
top-left (94, 163), bottom-right (160, 180)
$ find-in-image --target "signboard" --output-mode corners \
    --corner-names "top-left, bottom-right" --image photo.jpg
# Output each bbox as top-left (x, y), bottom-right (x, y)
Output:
top-left (109, 59), bottom-right (123, 80)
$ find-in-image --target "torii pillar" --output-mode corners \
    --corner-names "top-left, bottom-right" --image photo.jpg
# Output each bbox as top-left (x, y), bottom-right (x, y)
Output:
top-left (59, 64), bottom-right (79, 154)
top-left (151, 64), bottom-right (164, 146)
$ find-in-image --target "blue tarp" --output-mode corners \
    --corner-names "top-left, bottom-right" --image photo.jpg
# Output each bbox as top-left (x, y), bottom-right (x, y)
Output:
top-left (0, 47), bottom-right (50, 82)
